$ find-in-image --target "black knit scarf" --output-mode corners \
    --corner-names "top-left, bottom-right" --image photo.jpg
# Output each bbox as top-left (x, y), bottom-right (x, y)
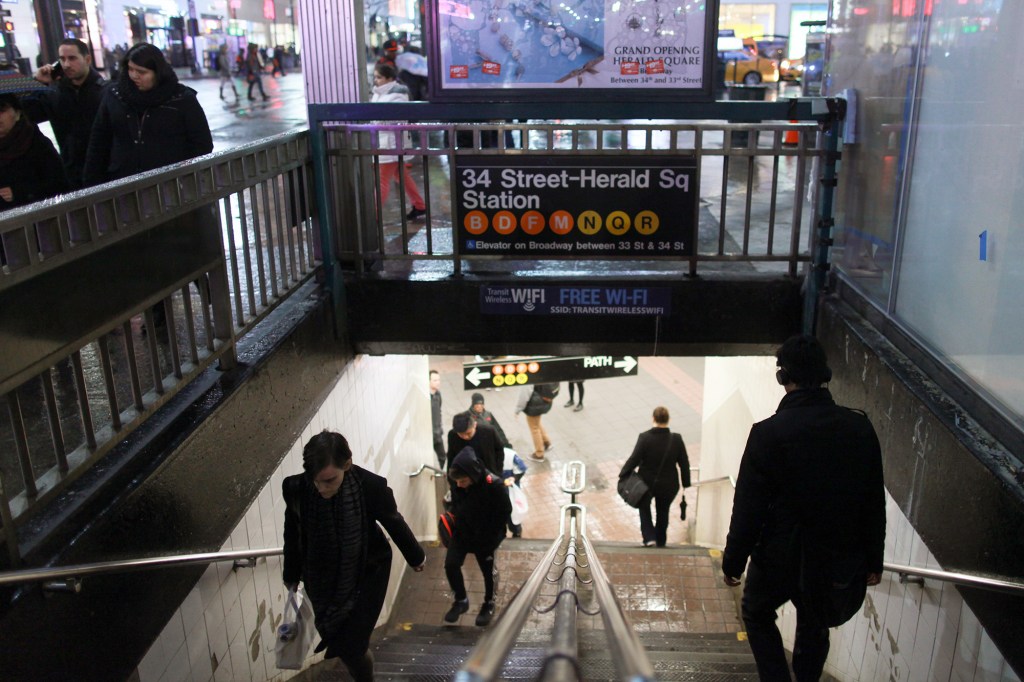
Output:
top-left (116, 71), bottom-right (179, 113)
top-left (0, 116), bottom-right (36, 163)
top-left (302, 470), bottom-right (366, 637)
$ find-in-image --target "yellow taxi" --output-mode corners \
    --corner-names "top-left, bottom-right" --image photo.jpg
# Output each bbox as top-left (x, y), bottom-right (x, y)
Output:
top-left (779, 56), bottom-right (804, 81)
top-left (720, 50), bottom-right (780, 85)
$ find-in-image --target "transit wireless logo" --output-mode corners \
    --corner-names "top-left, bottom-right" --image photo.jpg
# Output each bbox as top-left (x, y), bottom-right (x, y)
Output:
top-left (510, 287), bottom-right (545, 312)
top-left (480, 285), bottom-right (673, 317)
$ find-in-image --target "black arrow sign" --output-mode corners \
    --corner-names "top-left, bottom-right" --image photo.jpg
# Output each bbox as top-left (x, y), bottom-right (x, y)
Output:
top-left (463, 355), bottom-right (639, 391)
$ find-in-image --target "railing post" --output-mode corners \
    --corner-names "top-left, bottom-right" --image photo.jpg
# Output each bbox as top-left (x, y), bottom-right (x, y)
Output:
top-left (309, 119), bottom-right (347, 338)
top-left (208, 260), bottom-right (237, 371)
top-left (803, 98), bottom-right (845, 334)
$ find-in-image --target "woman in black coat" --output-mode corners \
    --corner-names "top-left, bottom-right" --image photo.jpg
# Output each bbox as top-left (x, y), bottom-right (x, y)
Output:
top-left (83, 43), bottom-right (212, 185)
top-left (0, 93), bottom-right (68, 210)
top-left (619, 405), bottom-right (692, 547)
top-left (283, 431), bottom-right (425, 681)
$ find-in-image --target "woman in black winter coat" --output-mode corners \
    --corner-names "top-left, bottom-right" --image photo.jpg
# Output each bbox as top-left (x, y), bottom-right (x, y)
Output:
top-left (83, 43), bottom-right (212, 185)
top-left (619, 405), bottom-right (691, 548)
top-left (444, 446), bottom-right (512, 627)
top-left (283, 431), bottom-right (425, 681)
top-left (0, 93), bottom-right (68, 211)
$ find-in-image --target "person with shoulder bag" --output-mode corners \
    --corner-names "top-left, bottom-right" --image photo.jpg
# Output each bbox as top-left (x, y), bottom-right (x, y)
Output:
top-left (618, 406), bottom-right (691, 547)
top-left (515, 382), bottom-right (558, 462)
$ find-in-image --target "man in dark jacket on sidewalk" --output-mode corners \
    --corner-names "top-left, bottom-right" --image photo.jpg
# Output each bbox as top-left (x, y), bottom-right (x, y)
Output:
top-left (443, 446), bottom-right (512, 627)
top-left (24, 39), bottom-right (107, 188)
top-left (722, 334), bottom-right (885, 681)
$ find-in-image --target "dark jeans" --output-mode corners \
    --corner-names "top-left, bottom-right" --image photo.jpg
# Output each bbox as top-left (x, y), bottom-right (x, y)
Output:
top-left (568, 381), bottom-right (584, 403)
top-left (433, 437), bottom-right (446, 468)
top-left (741, 559), bottom-right (830, 681)
top-left (248, 74), bottom-right (267, 99)
top-left (445, 540), bottom-right (498, 603)
top-left (638, 491), bottom-right (673, 546)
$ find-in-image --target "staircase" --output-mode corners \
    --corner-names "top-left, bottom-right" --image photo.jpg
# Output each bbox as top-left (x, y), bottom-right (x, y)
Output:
top-left (294, 539), bottom-right (760, 681)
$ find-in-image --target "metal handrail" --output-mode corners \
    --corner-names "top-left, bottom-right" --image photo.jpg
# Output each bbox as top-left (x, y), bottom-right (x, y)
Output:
top-left (884, 562), bottom-right (1024, 596)
top-left (683, 475), bottom-right (1024, 595)
top-left (579, 532), bottom-right (655, 681)
top-left (0, 547), bottom-right (283, 590)
top-left (692, 475), bottom-right (737, 488)
top-left (406, 463), bottom-right (445, 478)
top-left (455, 505), bottom-right (572, 682)
top-left (560, 461), bottom-right (586, 502)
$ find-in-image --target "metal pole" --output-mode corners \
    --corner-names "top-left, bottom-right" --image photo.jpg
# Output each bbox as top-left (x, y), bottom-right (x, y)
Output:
top-left (308, 120), bottom-right (346, 338)
top-left (802, 98), bottom-right (844, 335)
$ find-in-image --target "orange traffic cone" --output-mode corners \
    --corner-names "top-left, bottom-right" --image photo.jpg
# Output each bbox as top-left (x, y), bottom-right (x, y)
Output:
top-left (783, 121), bottom-right (800, 145)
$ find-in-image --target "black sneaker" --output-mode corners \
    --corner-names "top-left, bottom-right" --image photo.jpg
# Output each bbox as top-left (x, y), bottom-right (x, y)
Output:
top-left (444, 599), bottom-right (469, 623)
top-left (407, 207), bottom-right (428, 221)
top-left (475, 601), bottom-right (496, 627)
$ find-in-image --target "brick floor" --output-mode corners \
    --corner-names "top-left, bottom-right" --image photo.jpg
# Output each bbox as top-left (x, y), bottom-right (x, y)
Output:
top-left (387, 540), bottom-right (742, 636)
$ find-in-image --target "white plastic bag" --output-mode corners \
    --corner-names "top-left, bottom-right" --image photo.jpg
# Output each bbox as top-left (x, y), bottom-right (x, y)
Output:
top-left (275, 587), bottom-right (316, 670)
top-left (509, 484), bottom-right (529, 526)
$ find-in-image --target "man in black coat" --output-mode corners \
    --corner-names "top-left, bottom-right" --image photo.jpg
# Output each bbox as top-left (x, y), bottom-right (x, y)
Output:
top-left (468, 392), bottom-right (511, 448)
top-left (722, 335), bottom-right (885, 681)
top-left (443, 446), bottom-right (512, 627)
top-left (618, 405), bottom-right (691, 547)
top-left (283, 431), bottom-right (425, 681)
top-left (446, 411), bottom-right (503, 475)
top-left (24, 39), bottom-right (107, 188)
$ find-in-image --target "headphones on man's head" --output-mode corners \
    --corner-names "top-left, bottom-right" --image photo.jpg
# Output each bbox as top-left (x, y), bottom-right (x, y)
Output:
top-left (775, 365), bottom-right (832, 386)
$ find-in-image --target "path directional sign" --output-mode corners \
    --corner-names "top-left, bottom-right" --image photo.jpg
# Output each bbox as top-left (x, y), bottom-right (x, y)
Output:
top-left (463, 355), bottom-right (639, 391)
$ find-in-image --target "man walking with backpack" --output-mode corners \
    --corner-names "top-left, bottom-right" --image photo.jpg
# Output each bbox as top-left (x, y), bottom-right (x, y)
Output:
top-left (515, 383), bottom-right (559, 462)
top-left (721, 335), bottom-right (885, 681)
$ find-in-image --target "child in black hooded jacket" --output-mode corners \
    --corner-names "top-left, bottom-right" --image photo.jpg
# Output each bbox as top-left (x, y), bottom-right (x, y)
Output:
top-left (443, 445), bottom-right (511, 627)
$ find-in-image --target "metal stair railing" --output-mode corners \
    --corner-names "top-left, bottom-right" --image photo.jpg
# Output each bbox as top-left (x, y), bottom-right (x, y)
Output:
top-left (455, 504), bottom-right (572, 682)
top-left (457, 460), bottom-right (656, 682)
top-left (0, 547), bottom-right (282, 594)
top-left (1, 131), bottom-right (320, 565)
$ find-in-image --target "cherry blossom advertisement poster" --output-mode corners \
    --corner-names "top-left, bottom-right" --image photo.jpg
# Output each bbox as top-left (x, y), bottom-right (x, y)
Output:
top-left (428, 0), bottom-right (717, 99)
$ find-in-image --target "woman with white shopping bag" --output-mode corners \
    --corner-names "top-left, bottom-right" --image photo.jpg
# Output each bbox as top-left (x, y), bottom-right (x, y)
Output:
top-left (282, 431), bottom-right (426, 679)
top-left (502, 446), bottom-right (528, 536)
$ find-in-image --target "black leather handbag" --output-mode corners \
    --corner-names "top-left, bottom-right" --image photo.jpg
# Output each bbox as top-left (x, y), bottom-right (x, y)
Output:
top-left (617, 472), bottom-right (649, 508)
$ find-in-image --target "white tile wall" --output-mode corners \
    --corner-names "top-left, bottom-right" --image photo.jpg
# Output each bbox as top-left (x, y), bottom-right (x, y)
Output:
top-left (702, 358), bottom-right (1018, 682)
top-left (135, 354), bottom-right (437, 682)
top-left (780, 492), bottom-right (1016, 681)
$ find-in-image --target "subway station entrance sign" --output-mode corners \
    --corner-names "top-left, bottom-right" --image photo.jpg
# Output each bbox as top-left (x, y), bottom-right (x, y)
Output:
top-left (455, 155), bottom-right (697, 257)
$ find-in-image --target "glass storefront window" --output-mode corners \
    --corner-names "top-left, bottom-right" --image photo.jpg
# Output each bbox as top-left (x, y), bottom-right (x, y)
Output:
top-left (829, 0), bottom-right (921, 303)
top-left (788, 4), bottom-right (827, 59)
top-left (719, 4), bottom-right (775, 39)
top-left (831, 0), bottom-right (1023, 429)
top-left (893, 0), bottom-right (1023, 427)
